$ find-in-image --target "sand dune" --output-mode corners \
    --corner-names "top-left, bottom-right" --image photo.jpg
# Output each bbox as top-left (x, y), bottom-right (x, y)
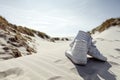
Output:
top-left (0, 27), bottom-right (120, 80)
top-left (0, 41), bottom-right (82, 80)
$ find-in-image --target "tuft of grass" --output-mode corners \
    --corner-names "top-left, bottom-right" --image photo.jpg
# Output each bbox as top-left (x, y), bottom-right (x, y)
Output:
top-left (91, 18), bottom-right (120, 34)
top-left (37, 31), bottom-right (50, 39)
top-left (0, 15), bottom-right (51, 39)
top-left (0, 15), bottom-right (70, 41)
top-left (0, 16), bottom-right (8, 24)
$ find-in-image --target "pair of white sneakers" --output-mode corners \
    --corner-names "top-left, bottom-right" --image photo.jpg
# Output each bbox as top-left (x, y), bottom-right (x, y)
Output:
top-left (65, 31), bottom-right (107, 65)
top-left (65, 40), bottom-right (107, 65)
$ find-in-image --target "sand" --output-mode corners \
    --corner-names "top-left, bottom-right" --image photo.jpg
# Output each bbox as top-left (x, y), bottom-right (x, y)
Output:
top-left (0, 26), bottom-right (120, 80)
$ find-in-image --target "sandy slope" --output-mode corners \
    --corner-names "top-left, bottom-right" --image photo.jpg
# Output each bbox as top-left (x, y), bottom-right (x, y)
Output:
top-left (0, 27), bottom-right (120, 80)
top-left (0, 41), bottom-right (82, 80)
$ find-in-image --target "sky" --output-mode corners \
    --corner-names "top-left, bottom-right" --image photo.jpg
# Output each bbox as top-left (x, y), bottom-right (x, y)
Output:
top-left (0, 0), bottom-right (120, 37)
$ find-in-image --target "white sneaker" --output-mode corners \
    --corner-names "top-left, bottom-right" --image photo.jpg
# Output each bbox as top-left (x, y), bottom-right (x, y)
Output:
top-left (65, 40), bottom-right (88, 65)
top-left (88, 44), bottom-right (107, 61)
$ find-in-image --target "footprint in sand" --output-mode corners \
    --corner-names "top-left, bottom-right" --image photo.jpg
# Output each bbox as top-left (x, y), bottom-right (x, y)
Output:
top-left (0, 67), bottom-right (24, 79)
top-left (48, 76), bottom-right (63, 80)
top-left (54, 59), bottom-right (65, 64)
top-left (115, 40), bottom-right (120, 42)
top-left (115, 48), bottom-right (120, 52)
top-left (54, 59), bottom-right (62, 63)
top-left (54, 59), bottom-right (68, 64)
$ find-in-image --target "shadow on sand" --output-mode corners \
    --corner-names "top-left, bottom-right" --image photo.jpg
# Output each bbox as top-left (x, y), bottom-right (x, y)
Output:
top-left (74, 58), bottom-right (116, 80)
